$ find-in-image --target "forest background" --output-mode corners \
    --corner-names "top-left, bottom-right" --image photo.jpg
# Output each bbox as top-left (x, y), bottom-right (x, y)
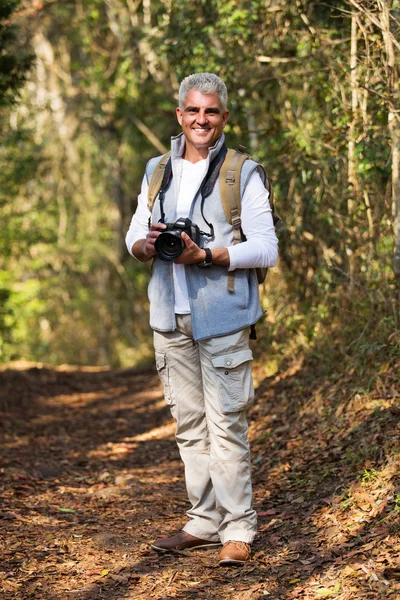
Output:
top-left (2, 4), bottom-right (400, 597)
top-left (1, 0), bottom-right (399, 375)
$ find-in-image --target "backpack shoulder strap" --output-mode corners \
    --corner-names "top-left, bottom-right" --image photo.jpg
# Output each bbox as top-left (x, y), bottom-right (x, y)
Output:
top-left (219, 148), bottom-right (249, 293)
top-left (219, 148), bottom-right (248, 228)
top-left (147, 151), bottom-right (171, 213)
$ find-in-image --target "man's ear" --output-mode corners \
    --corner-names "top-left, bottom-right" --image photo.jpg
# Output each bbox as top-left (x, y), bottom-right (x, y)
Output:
top-left (222, 110), bottom-right (230, 128)
top-left (176, 107), bottom-right (183, 126)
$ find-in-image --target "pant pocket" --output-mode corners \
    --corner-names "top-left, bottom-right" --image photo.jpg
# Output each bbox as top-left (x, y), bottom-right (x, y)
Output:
top-left (211, 348), bottom-right (254, 414)
top-left (155, 351), bottom-right (174, 407)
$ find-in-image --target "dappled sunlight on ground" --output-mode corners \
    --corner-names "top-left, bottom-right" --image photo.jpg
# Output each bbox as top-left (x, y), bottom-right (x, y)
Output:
top-left (129, 422), bottom-right (176, 442)
top-left (0, 358), bottom-right (399, 599)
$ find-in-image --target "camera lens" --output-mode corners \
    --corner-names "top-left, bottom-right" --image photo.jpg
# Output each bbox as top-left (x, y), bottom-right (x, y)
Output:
top-left (155, 231), bottom-right (185, 261)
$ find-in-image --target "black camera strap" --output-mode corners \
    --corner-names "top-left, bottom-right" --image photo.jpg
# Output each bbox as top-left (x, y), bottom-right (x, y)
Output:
top-left (158, 157), bottom-right (173, 224)
top-left (198, 144), bottom-right (228, 238)
top-left (157, 144), bottom-right (228, 237)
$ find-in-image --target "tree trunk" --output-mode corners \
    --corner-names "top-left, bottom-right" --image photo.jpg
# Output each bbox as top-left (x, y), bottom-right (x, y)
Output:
top-left (379, 1), bottom-right (400, 285)
top-left (347, 11), bottom-right (359, 286)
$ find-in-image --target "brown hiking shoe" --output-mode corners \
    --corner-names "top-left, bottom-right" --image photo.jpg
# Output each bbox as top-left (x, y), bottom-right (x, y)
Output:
top-left (219, 541), bottom-right (251, 566)
top-left (151, 530), bottom-right (221, 552)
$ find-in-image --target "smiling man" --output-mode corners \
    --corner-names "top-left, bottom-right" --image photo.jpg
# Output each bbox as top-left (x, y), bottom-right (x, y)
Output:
top-left (176, 87), bottom-right (229, 157)
top-left (125, 73), bottom-right (278, 566)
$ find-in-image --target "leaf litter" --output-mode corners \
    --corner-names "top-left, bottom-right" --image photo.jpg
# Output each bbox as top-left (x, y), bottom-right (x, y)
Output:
top-left (0, 357), bottom-right (399, 599)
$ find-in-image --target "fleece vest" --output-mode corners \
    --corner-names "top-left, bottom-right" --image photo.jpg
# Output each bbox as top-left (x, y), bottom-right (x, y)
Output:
top-left (145, 133), bottom-right (264, 342)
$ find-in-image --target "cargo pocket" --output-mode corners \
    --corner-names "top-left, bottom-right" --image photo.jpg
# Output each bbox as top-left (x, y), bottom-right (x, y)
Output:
top-left (211, 348), bottom-right (254, 414)
top-left (155, 351), bottom-right (174, 407)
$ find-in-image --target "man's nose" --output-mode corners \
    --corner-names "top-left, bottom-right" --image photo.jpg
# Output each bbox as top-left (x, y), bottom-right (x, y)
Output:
top-left (196, 111), bottom-right (208, 125)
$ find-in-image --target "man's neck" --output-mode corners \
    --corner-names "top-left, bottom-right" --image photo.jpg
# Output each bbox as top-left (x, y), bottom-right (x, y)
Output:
top-left (183, 144), bottom-right (209, 164)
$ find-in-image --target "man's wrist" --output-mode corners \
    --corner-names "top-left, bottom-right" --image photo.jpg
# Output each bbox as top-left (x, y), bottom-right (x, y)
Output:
top-left (209, 248), bottom-right (230, 268)
top-left (198, 247), bottom-right (213, 268)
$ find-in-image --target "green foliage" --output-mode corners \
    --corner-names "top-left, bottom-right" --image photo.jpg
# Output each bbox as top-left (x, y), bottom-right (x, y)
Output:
top-left (0, 0), bottom-right (34, 106)
top-left (360, 468), bottom-right (379, 486)
top-left (1, 0), bottom-right (398, 366)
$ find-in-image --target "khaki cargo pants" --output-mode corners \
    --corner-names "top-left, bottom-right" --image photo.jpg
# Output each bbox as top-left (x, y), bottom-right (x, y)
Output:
top-left (153, 314), bottom-right (257, 544)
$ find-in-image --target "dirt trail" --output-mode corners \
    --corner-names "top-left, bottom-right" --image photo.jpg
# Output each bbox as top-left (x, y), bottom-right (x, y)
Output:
top-left (0, 360), bottom-right (399, 599)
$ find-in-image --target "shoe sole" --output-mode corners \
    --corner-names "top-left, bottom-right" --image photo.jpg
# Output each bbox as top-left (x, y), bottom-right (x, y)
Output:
top-left (219, 558), bottom-right (247, 566)
top-left (151, 542), bottom-right (221, 552)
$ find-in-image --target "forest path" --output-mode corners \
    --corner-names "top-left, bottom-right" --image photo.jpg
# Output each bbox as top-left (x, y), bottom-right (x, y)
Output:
top-left (0, 360), bottom-right (399, 600)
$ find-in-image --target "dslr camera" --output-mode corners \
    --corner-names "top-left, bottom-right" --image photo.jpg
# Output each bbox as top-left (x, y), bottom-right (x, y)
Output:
top-left (155, 217), bottom-right (201, 261)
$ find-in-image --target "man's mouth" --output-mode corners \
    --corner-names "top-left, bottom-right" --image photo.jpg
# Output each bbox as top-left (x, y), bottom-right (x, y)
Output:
top-left (193, 128), bottom-right (211, 132)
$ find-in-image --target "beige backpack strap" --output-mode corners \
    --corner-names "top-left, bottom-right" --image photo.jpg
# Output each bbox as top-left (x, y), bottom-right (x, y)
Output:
top-left (147, 151), bottom-right (171, 212)
top-left (220, 149), bottom-right (248, 292)
top-left (265, 174), bottom-right (274, 210)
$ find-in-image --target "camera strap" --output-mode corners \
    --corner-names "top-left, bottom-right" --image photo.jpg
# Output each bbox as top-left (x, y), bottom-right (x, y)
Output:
top-left (198, 144), bottom-right (228, 238)
top-left (157, 157), bottom-right (173, 224)
top-left (156, 145), bottom-right (228, 236)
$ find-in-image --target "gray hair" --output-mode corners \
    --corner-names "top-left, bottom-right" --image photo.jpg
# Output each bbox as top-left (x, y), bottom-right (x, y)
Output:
top-left (178, 73), bottom-right (228, 111)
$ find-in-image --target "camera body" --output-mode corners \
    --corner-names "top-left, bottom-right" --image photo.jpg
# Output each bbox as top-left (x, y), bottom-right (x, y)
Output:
top-left (155, 217), bottom-right (201, 261)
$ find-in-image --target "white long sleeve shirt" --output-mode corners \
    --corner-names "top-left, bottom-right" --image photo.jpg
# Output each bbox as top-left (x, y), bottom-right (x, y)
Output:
top-left (126, 158), bottom-right (278, 313)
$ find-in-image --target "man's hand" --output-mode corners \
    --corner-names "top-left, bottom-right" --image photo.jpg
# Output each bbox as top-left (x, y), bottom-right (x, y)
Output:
top-left (174, 232), bottom-right (206, 265)
top-left (133, 225), bottom-right (230, 267)
top-left (175, 233), bottom-right (231, 268)
top-left (131, 222), bottom-right (166, 262)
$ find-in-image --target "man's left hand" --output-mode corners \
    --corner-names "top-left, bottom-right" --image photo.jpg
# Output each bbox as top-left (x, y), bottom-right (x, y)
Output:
top-left (174, 232), bottom-right (205, 265)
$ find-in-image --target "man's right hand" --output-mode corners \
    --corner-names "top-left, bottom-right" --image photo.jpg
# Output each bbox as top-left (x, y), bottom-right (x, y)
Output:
top-left (131, 222), bottom-right (166, 262)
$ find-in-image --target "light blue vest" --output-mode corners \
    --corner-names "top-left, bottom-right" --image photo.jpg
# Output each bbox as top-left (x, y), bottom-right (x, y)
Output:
top-left (146, 133), bottom-right (264, 341)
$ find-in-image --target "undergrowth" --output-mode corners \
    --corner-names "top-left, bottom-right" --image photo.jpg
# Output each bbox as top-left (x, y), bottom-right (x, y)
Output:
top-left (256, 267), bottom-right (399, 387)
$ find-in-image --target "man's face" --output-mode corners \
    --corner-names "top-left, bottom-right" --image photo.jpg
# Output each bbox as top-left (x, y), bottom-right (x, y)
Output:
top-left (176, 89), bottom-right (230, 155)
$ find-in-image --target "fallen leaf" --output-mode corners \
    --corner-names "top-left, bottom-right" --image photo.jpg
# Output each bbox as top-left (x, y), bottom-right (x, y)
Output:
top-left (2, 580), bottom-right (21, 591)
top-left (342, 565), bottom-right (355, 577)
top-left (383, 568), bottom-right (400, 580)
top-left (258, 509), bottom-right (278, 516)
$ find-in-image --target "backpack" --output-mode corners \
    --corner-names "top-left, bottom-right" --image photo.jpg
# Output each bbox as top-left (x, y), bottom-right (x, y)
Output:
top-left (147, 145), bottom-right (283, 293)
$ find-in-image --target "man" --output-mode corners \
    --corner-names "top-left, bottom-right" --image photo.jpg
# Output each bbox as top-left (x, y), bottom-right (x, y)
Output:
top-left (126, 73), bottom-right (278, 566)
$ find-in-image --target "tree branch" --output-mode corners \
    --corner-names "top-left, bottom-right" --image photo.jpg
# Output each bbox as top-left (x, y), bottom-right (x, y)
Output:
top-left (129, 115), bottom-right (168, 154)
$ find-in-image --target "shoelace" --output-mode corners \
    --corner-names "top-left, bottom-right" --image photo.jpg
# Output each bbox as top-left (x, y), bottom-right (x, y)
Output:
top-left (224, 541), bottom-right (250, 552)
